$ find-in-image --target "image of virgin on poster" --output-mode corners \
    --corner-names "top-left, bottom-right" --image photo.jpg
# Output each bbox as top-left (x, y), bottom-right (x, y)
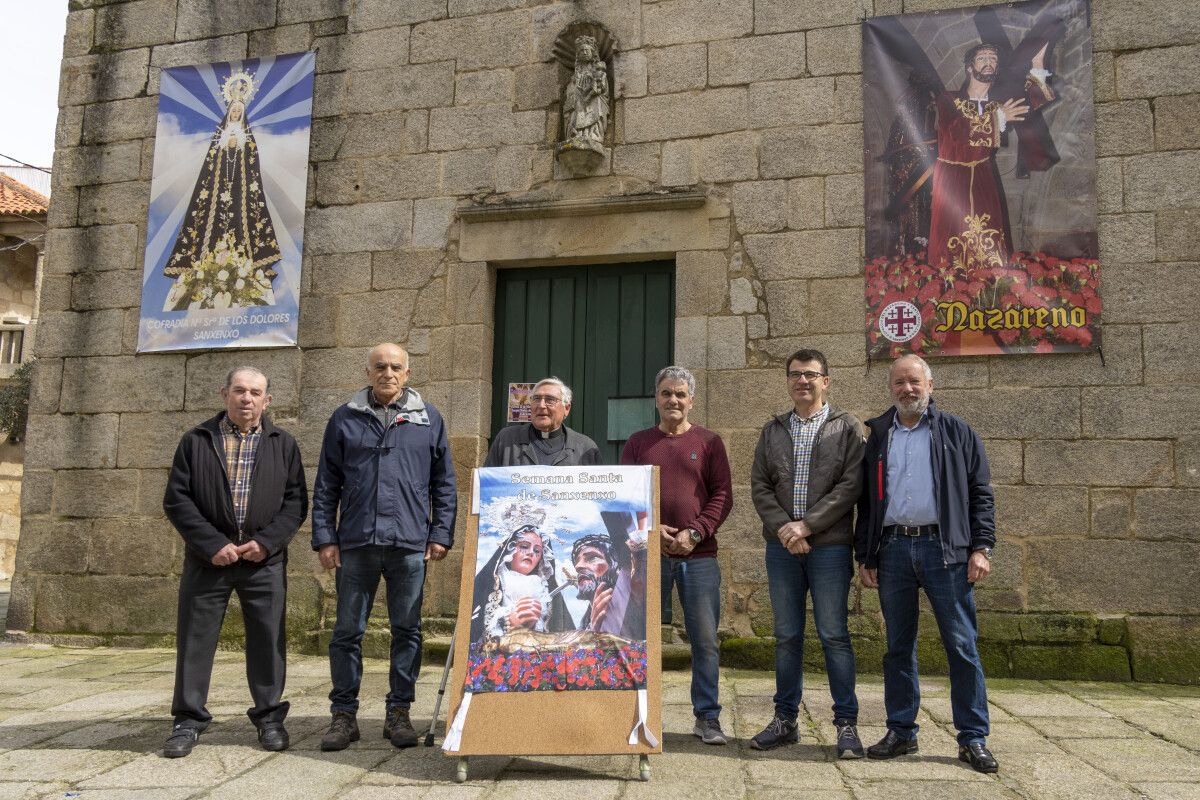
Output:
top-left (466, 465), bottom-right (652, 693)
top-left (863, 0), bottom-right (1101, 357)
top-left (137, 51), bottom-right (315, 352)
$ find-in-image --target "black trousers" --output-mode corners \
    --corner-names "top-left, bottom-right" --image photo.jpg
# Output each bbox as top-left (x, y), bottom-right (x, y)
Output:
top-left (172, 557), bottom-right (289, 728)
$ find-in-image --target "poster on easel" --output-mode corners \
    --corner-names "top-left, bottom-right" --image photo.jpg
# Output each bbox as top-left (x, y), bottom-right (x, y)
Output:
top-left (443, 465), bottom-right (662, 757)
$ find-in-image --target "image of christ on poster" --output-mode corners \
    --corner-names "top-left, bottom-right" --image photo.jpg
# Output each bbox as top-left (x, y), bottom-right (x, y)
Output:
top-left (863, 0), bottom-right (1101, 357)
top-left (465, 466), bottom-right (652, 694)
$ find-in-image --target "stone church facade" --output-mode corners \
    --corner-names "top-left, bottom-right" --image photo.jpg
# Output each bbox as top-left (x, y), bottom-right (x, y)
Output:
top-left (9, 0), bottom-right (1199, 683)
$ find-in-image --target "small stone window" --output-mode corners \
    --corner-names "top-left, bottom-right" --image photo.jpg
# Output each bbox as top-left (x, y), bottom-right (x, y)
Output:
top-left (0, 321), bottom-right (25, 368)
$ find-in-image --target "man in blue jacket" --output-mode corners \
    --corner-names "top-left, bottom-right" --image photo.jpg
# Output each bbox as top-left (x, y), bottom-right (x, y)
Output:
top-left (854, 355), bottom-right (998, 773)
top-left (312, 342), bottom-right (457, 751)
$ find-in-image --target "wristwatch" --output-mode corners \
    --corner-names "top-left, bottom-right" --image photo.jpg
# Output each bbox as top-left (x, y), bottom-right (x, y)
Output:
top-left (973, 546), bottom-right (993, 561)
top-left (687, 528), bottom-right (702, 545)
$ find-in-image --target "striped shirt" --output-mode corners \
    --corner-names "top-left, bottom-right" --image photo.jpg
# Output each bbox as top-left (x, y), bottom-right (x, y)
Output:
top-left (790, 403), bottom-right (830, 519)
top-left (221, 415), bottom-right (261, 535)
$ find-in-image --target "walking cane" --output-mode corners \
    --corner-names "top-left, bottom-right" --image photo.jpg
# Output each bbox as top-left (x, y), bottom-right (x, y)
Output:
top-left (424, 611), bottom-right (470, 746)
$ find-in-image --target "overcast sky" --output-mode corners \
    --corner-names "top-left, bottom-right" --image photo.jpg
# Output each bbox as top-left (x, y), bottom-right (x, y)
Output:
top-left (1, 1), bottom-right (69, 168)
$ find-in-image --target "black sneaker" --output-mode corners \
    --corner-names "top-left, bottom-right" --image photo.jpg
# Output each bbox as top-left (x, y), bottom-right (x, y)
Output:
top-left (835, 720), bottom-right (864, 759)
top-left (750, 716), bottom-right (798, 750)
top-left (163, 725), bottom-right (200, 758)
top-left (320, 711), bottom-right (360, 752)
top-left (383, 707), bottom-right (418, 749)
top-left (692, 716), bottom-right (729, 745)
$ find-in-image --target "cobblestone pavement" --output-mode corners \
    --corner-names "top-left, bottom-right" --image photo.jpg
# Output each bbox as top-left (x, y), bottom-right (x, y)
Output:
top-left (0, 643), bottom-right (1196, 799)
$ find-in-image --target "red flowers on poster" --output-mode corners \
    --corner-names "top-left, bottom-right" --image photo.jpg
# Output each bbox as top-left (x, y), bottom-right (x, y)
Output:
top-left (465, 642), bottom-right (649, 693)
top-left (865, 250), bottom-right (1101, 357)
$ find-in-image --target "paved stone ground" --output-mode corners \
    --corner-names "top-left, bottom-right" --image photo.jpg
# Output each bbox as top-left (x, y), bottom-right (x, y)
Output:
top-left (0, 643), bottom-right (1197, 799)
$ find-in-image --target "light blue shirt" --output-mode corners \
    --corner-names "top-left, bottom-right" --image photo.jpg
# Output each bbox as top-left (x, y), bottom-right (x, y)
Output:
top-left (883, 410), bottom-right (939, 527)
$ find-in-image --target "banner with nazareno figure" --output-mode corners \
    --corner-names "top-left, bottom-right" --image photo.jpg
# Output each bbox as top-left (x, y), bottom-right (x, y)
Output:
top-left (863, 0), bottom-right (1100, 357)
top-left (443, 465), bottom-right (661, 755)
top-left (137, 51), bottom-right (315, 352)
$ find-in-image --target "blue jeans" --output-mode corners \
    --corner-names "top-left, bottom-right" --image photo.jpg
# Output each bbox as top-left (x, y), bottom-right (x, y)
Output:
top-left (329, 545), bottom-right (426, 714)
top-left (765, 539), bottom-right (858, 723)
top-left (661, 555), bottom-right (721, 720)
top-left (878, 533), bottom-right (989, 746)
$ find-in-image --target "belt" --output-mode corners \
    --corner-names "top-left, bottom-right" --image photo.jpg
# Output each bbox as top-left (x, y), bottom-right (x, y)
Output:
top-left (937, 156), bottom-right (989, 167)
top-left (884, 524), bottom-right (939, 537)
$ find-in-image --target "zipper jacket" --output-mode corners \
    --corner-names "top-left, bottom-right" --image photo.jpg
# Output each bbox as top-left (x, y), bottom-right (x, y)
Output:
top-left (164, 412), bottom-right (308, 568)
top-left (854, 398), bottom-right (995, 568)
top-left (750, 405), bottom-right (864, 548)
top-left (311, 387), bottom-right (457, 553)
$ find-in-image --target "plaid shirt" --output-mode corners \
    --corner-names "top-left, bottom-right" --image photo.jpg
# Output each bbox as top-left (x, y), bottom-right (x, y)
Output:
top-left (790, 403), bottom-right (830, 519)
top-left (221, 415), bottom-right (262, 536)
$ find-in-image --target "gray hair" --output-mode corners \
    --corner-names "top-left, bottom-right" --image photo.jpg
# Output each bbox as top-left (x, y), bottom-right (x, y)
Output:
top-left (654, 366), bottom-right (696, 396)
top-left (225, 366), bottom-right (271, 392)
top-left (888, 354), bottom-right (933, 383)
top-left (533, 377), bottom-right (573, 405)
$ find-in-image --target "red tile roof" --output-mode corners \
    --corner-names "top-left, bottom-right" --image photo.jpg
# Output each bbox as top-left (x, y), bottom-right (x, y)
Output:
top-left (0, 172), bottom-right (49, 217)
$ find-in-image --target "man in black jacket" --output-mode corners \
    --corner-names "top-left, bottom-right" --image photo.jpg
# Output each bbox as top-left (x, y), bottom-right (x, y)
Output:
top-left (855, 355), bottom-right (998, 773)
top-left (162, 367), bottom-right (308, 758)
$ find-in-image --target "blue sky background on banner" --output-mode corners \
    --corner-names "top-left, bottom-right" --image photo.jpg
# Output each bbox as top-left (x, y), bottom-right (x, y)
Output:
top-left (138, 51), bottom-right (315, 352)
top-left (474, 466), bottom-right (654, 625)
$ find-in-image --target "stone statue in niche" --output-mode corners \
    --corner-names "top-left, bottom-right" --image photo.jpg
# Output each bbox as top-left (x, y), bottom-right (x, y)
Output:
top-left (554, 26), bottom-right (614, 175)
top-left (561, 35), bottom-right (609, 154)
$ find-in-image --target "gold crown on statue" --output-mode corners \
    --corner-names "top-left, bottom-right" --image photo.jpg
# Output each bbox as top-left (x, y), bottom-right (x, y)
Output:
top-left (221, 70), bottom-right (256, 106)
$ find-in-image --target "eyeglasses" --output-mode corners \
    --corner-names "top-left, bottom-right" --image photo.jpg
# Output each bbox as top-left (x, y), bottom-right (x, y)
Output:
top-left (530, 394), bottom-right (562, 407)
top-left (787, 370), bottom-right (827, 381)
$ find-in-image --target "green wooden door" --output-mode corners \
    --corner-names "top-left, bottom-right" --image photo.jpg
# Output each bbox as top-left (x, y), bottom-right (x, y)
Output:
top-left (491, 261), bottom-right (675, 464)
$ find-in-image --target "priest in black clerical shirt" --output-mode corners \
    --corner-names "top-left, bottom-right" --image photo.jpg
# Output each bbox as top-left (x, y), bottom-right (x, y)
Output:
top-left (483, 377), bottom-right (602, 467)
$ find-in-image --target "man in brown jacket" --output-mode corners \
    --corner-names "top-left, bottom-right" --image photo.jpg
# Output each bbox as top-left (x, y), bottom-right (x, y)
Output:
top-left (749, 349), bottom-right (865, 757)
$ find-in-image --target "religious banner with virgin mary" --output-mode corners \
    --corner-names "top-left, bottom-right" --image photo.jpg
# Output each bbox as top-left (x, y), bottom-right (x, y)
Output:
top-left (862, 0), bottom-right (1101, 358)
top-left (137, 51), bottom-right (315, 352)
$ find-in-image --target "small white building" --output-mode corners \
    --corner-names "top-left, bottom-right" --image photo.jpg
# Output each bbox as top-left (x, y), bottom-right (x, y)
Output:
top-left (0, 170), bottom-right (47, 579)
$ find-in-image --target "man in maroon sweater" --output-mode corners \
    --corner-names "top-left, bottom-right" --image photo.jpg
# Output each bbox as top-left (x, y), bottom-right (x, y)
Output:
top-left (621, 366), bottom-right (733, 744)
